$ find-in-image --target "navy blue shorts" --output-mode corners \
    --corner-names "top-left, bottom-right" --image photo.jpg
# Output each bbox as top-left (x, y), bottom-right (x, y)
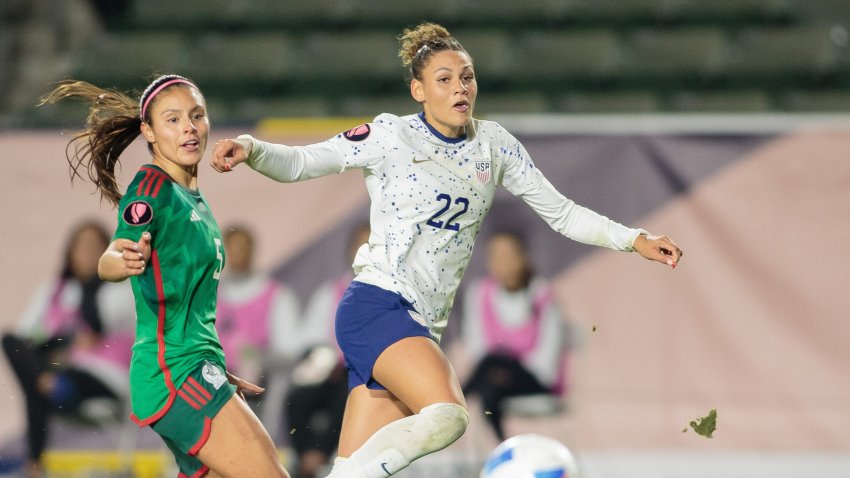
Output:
top-left (335, 281), bottom-right (434, 392)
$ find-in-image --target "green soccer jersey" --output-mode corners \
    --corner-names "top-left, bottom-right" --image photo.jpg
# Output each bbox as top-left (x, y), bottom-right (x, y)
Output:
top-left (113, 164), bottom-right (226, 425)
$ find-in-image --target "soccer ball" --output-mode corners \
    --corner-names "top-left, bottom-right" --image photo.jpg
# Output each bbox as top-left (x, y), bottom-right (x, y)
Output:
top-left (480, 434), bottom-right (580, 478)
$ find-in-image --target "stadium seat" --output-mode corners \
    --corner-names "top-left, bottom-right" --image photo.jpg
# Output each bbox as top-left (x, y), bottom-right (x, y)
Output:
top-left (668, 90), bottom-right (773, 112)
top-left (131, 0), bottom-right (348, 30)
top-left (0, 26), bottom-right (21, 99)
top-left (563, 0), bottom-right (683, 25)
top-left (796, 0), bottom-right (850, 23)
top-left (181, 33), bottom-right (297, 91)
top-left (563, 0), bottom-right (792, 25)
top-left (202, 97), bottom-right (232, 123)
top-left (233, 0), bottom-right (348, 29)
top-left (291, 32), bottom-right (403, 85)
top-left (782, 90), bottom-right (850, 111)
top-left (335, 0), bottom-right (457, 28)
top-left (71, 32), bottom-right (184, 89)
top-left (513, 30), bottom-right (623, 85)
top-left (454, 0), bottom-right (566, 25)
top-left (130, 0), bottom-right (238, 30)
top-left (453, 30), bottom-right (515, 82)
top-left (16, 0), bottom-right (850, 123)
top-left (620, 28), bottom-right (728, 83)
top-left (37, 372), bottom-right (143, 477)
top-left (727, 27), bottom-right (841, 81)
top-left (673, 0), bottom-right (793, 25)
top-left (25, 94), bottom-right (91, 128)
top-left (557, 91), bottom-right (660, 112)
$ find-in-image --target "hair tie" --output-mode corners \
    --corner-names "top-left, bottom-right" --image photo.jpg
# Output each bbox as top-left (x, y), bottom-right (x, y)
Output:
top-left (414, 43), bottom-right (431, 59)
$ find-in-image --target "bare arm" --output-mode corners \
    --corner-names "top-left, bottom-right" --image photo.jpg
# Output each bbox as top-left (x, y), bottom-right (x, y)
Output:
top-left (98, 232), bottom-right (152, 282)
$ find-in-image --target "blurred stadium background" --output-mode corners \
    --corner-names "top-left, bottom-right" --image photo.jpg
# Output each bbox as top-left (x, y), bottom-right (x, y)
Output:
top-left (1, 0), bottom-right (849, 477)
top-left (5, 0), bottom-right (850, 123)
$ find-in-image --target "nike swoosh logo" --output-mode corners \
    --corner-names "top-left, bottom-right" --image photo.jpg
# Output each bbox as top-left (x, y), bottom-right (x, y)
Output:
top-left (412, 157), bottom-right (429, 164)
top-left (381, 462), bottom-right (391, 476)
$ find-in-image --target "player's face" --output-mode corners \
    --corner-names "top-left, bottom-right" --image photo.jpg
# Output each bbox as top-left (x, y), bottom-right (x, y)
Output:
top-left (411, 49), bottom-right (477, 138)
top-left (69, 225), bottom-right (108, 282)
top-left (224, 231), bottom-right (252, 274)
top-left (487, 235), bottom-right (528, 291)
top-left (141, 86), bottom-right (209, 180)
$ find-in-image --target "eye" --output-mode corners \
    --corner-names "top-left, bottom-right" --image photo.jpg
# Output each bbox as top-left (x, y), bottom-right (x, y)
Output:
top-left (193, 113), bottom-right (205, 120)
top-left (167, 117), bottom-right (178, 123)
top-left (438, 77), bottom-right (450, 83)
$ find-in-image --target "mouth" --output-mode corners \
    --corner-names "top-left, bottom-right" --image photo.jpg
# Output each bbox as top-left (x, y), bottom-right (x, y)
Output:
top-left (181, 139), bottom-right (200, 152)
top-left (453, 100), bottom-right (470, 113)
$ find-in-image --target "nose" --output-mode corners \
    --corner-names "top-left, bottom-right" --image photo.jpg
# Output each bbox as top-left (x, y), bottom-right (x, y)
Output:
top-left (455, 80), bottom-right (468, 95)
top-left (185, 119), bottom-right (198, 133)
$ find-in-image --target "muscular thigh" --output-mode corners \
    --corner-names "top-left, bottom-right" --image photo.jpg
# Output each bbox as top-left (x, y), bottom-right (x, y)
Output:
top-left (196, 396), bottom-right (287, 477)
top-left (372, 336), bottom-right (466, 413)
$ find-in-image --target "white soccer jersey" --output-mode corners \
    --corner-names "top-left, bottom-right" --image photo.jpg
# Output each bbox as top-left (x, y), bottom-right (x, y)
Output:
top-left (241, 113), bottom-right (644, 341)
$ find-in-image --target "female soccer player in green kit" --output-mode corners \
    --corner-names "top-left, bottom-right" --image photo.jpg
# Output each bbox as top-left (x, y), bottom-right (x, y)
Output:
top-left (42, 75), bottom-right (291, 478)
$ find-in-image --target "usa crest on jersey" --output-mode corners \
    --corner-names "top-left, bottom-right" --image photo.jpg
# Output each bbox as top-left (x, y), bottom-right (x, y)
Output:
top-left (475, 160), bottom-right (491, 184)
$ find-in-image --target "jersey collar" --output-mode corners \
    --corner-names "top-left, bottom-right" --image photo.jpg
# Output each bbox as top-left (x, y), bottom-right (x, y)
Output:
top-left (418, 112), bottom-right (467, 144)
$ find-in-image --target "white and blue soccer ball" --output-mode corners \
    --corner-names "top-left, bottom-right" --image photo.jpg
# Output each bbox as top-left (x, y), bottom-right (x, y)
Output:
top-left (480, 434), bottom-right (580, 478)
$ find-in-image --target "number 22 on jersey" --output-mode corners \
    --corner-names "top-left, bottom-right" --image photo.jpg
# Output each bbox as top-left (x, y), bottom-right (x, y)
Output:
top-left (426, 193), bottom-right (469, 232)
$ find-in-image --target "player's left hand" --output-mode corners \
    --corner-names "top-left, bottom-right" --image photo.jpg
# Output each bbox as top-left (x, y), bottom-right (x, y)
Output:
top-left (226, 371), bottom-right (265, 400)
top-left (633, 233), bottom-right (683, 269)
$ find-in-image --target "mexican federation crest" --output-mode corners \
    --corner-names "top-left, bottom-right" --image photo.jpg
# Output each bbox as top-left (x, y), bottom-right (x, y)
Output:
top-left (202, 361), bottom-right (227, 390)
top-left (474, 160), bottom-right (491, 185)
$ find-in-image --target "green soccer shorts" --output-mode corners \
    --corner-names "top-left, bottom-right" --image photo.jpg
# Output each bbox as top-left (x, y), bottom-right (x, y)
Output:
top-left (151, 360), bottom-right (236, 477)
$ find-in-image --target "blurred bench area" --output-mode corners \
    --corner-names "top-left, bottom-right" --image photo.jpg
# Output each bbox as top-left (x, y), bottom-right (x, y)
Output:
top-left (3, 0), bottom-right (850, 127)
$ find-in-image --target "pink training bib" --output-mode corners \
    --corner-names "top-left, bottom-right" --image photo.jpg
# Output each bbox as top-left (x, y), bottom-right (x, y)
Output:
top-left (43, 280), bottom-right (83, 337)
top-left (216, 281), bottom-right (278, 373)
top-left (479, 278), bottom-right (569, 395)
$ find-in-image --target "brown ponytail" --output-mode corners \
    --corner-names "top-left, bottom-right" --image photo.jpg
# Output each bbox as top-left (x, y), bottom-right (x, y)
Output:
top-left (41, 74), bottom-right (198, 207)
top-left (398, 22), bottom-right (467, 81)
top-left (40, 81), bottom-right (142, 207)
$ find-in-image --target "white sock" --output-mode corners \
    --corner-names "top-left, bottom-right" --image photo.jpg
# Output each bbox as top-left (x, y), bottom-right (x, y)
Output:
top-left (325, 456), bottom-right (367, 478)
top-left (325, 403), bottom-right (469, 478)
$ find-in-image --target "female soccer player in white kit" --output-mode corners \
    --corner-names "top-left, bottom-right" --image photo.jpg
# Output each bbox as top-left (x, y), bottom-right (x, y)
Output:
top-left (212, 22), bottom-right (683, 478)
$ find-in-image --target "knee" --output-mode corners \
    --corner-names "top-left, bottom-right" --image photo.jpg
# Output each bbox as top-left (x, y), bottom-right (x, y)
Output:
top-left (419, 402), bottom-right (469, 445)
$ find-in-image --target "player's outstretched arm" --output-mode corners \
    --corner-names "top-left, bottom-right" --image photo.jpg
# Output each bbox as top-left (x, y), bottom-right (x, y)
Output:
top-left (211, 138), bottom-right (253, 173)
top-left (633, 233), bottom-right (683, 269)
top-left (98, 232), bottom-right (151, 282)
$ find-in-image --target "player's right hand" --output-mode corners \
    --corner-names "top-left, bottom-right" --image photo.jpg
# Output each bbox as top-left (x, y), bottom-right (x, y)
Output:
top-left (113, 231), bottom-right (152, 276)
top-left (211, 138), bottom-right (251, 173)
